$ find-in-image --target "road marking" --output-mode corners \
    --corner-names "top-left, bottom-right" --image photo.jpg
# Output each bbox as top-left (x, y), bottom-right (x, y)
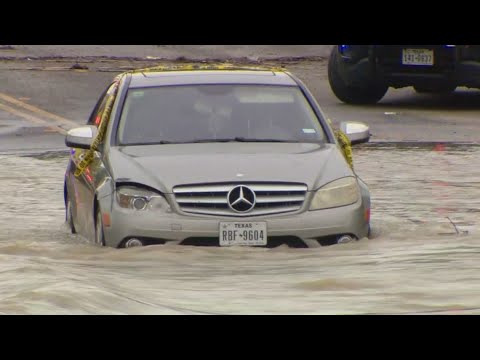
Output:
top-left (0, 92), bottom-right (78, 128)
top-left (0, 102), bottom-right (66, 134)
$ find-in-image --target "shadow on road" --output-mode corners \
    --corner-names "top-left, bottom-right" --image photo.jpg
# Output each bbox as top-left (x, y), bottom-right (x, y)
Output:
top-left (379, 88), bottom-right (480, 110)
top-left (332, 88), bottom-right (480, 111)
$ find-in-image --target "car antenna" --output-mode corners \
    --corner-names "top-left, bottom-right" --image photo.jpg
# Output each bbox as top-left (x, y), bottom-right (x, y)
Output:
top-left (140, 71), bottom-right (147, 77)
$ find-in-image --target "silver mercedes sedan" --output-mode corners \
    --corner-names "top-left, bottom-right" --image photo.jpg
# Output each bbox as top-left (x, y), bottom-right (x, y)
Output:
top-left (64, 65), bottom-right (371, 248)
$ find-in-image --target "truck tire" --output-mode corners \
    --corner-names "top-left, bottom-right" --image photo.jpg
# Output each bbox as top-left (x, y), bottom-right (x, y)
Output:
top-left (328, 47), bottom-right (388, 105)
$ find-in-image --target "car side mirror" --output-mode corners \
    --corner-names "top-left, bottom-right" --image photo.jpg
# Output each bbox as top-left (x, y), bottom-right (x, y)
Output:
top-left (65, 125), bottom-right (98, 150)
top-left (340, 121), bottom-right (370, 145)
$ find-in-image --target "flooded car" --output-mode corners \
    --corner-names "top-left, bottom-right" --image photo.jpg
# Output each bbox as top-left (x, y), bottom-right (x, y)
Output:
top-left (63, 65), bottom-right (371, 248)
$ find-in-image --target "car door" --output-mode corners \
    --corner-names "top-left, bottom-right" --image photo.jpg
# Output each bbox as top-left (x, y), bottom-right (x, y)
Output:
top-left (67, 81), bottom-right (118, 238)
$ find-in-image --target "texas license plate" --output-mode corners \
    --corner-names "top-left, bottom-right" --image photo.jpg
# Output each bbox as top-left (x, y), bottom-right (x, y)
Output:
top-left (219, 222), bottom-right (267, 246)
top-left (402, 48), bottom-right (434, 66)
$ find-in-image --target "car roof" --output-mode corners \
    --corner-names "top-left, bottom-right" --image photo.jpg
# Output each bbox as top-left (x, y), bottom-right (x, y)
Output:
top-left (126, 64), bottom-right (298, 88)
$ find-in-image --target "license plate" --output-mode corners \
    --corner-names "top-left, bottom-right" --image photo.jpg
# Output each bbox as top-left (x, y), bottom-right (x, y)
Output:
top-left (402, 48), bottom-right (434, 66)
top-left (219, 222), bottom-right (267, 246)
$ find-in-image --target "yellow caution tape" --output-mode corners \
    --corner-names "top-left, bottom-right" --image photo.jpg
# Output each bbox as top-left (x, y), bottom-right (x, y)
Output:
top-left (130, 62), bottom-right (285, 74)
top-left (334, 129), bottom-right (354, 170)
top-left (74, 79), bottom-right (121, 177)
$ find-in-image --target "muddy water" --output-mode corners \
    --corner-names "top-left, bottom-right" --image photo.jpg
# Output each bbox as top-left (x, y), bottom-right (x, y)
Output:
top-left (0, 145), bottom-right (479, 314)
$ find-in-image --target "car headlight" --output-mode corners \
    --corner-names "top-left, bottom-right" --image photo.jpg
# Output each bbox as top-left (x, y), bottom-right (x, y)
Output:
top-left (309, 177), bottom-right (359, 211)
top-left (116, 186), bottom-right (168, 211)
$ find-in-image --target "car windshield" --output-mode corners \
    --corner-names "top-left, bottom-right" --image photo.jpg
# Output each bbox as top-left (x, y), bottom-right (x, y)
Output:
top-left (117, 84), bottom-right (327, 145)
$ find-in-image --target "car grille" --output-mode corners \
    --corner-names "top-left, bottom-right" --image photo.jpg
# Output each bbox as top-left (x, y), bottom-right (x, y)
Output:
top-left (374, 45), bottom-right (456, 74)
top-left (173, 182), bottom-right (308, 217)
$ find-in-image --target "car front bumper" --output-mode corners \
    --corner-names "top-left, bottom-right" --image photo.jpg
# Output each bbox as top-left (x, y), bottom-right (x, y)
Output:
top-left (101, 196), bottom-right (370, 248)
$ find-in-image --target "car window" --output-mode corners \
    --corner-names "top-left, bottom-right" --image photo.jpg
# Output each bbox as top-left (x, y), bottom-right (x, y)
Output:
top-left (117, 85), bottom-right (326, 145)
top-left (87, 82), bottom-right (117, 127)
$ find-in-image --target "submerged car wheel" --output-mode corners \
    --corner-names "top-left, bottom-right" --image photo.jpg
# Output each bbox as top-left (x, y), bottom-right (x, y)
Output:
top-left (328, 47), bottom-right (388, 105)
top-left (66, 197), bottom-right (76, 234)
top-left (95, 208), bottom-right (106, 247)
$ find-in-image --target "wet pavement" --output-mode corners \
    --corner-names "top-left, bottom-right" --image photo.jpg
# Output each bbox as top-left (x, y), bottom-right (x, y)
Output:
top-left (0, 145), bottom-right (478, 314)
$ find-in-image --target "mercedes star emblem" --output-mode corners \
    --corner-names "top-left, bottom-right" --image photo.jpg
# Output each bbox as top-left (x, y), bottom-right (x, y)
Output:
top-left (227, 186), bottom-right (256, 213)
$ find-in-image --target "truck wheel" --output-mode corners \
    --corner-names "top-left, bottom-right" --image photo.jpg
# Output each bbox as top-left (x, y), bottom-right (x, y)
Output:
top-left (328, 47), bottom-right (388, 105)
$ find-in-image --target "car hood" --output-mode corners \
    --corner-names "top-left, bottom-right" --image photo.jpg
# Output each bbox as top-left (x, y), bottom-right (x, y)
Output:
top-left (106, 143), bottom-right (353, 194)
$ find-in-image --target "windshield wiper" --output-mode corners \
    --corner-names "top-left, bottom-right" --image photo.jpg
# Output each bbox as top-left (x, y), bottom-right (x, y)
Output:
top-left (123, 141), bottom-right (177, 146)
top-left (123, 138), bottom-right (321, 146)
top-left (234, 138), bottom-right (302, 143)
top-left (188, 137), bottom-right (305, 143)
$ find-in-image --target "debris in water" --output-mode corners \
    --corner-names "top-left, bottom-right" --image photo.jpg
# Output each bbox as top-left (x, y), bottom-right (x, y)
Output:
top-left (446, 217), bottom-right (469, 235)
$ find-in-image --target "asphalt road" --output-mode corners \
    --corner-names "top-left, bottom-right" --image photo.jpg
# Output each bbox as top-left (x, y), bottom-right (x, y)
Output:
top-left (0, 45), bottom-right (479, 153)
